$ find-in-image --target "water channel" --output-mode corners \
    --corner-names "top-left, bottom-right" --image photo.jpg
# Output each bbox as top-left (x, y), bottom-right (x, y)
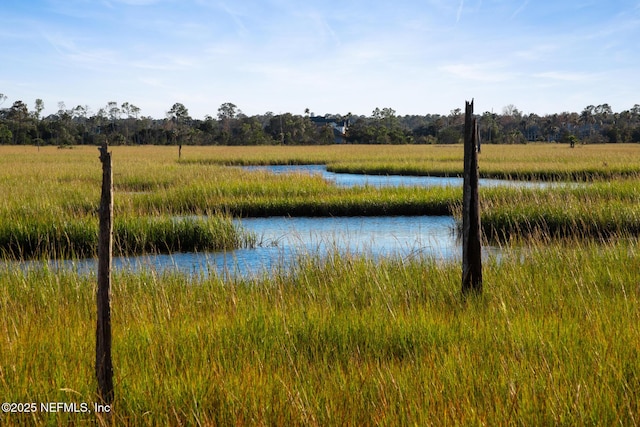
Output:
top-left (19, 165), bottom-right (553, 279)
top-left (28, 215), bottom-right (460, 279)
top-left (243, 164), bottom-right (553, 189)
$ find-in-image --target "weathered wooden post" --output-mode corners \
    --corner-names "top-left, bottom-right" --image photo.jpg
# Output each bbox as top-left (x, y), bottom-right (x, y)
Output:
top-left (462, 100), bottom-right (482, 295)
top-left (96, 140), bottom-right (114, 404)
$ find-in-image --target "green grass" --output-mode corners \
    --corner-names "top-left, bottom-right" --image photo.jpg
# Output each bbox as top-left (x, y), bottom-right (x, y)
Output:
top-left (2, 144), bottom-right (640, 424)
top-left (1, 239), bottom-right (639, 425)
top-left (3, 145), bottom-right (640, 250)
top-left (0, 215), bottom-right (254, 259)
top-left (188, 143), bottom-right (640, 181)
top-left (476, 180), bottom-right (640, 242)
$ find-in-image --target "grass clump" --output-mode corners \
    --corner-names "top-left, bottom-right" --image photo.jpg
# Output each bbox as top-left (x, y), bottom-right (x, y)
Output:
top-left (114, 215), bottom-right (256, 255)
top-left (0, 216), bottom-right (254, 259)
top-left (477, 180), bottom-right (640, 242)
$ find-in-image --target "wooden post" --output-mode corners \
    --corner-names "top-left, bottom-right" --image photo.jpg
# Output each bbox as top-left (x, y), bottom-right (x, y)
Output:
top-left (462, 100), bottom-right (482, 295)
top-left (96, 141), bottom-right (114, 404)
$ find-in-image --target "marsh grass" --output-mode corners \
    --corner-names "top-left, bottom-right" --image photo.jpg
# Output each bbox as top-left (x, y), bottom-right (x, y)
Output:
top-left (1, 238), bottom-right (639, 425)
top-left (476, 180), bottom-right (640, 242)
top-left (0, 216), bottom-right (253, 260)
top-left (3, 145), bottom-right (640, 249)
top-left (205, 143), bottom-right (640, 181)
top-left (2, 144), bottom-right (640, 424)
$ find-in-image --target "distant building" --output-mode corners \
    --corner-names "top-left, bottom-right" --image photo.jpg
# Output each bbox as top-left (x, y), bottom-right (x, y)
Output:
top-left (310, 116), bottom-right (349, 143)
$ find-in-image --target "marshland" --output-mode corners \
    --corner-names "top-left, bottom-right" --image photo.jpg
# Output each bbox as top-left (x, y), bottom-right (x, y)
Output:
top-left (1, 143), bottom-right (640, 425)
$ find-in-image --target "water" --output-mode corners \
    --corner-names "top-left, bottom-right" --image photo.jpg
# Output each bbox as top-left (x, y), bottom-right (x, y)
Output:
top-left (242, 164), bottom-right (557, 189)
top-left (17, 164), bottom-right (527, 279)
top-left (20, 216), bottom-right (464, 279)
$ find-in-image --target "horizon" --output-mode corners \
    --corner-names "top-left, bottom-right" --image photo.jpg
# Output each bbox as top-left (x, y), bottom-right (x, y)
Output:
top-left (4, 102), bottom-right (638, 122)
top-left (2, 1), bottom-right (639, 120)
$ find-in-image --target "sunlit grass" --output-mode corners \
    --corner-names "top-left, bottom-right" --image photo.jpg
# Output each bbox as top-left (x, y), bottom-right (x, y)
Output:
top-left (1, 238), bottom-right (639, 425)
top-left (476, 179), bottom-right (640, 242)
top-left (3, 144), bottom-right (640, 256)
top-left (2, 144), bottom-right (640, 424)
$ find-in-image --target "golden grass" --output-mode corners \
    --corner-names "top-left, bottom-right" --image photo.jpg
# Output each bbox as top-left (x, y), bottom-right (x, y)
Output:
top-left (2, 144), bottom-right (640, 424)
top-left (1, 239), bottom-right (639, 425)
top-left (3, 144), bottom-right (640, 257)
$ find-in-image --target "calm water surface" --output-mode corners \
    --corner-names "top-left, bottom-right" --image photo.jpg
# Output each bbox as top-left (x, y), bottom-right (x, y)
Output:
top-left (24, 216), bottom-right (464, 279)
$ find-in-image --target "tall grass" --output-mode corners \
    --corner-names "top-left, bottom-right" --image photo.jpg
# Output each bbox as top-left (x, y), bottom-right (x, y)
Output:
top-left (0, 216), bottom-right (254, 260)
top-left (3, 145), bottom-right (640, 255)
top-left (0, 147), bottom-right (258, 258)
top-left (2, 144), bottom-right (640, 424)
top-left (178, 143), bottom-right (640, 181)
top-left (1, 238), bottom-right (639, 425)
top-left (476, 180), bottom-right (640, 242)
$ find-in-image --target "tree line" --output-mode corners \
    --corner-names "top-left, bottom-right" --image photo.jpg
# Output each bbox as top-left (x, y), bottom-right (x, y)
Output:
top-left (1, 94), bottom-right (639, 146)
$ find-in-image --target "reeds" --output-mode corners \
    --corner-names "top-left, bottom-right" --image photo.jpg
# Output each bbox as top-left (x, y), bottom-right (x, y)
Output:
top-left (0, 216), bottom-right (254, 259)
top-left (2, 144), bottom-right (640, 424)
top-left (476, 180), bottom-right (640, 242)
top-left (1, 239), bottom-right (639, 425)
top-left (3, 145), bottom-right (640, 258)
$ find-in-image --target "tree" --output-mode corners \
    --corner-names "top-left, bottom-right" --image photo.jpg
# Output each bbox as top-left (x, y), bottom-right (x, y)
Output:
top-left (480, 112), bottom-right (498, 143)
top-left (370, 107), bottom-right (408, 144)
top-left (129, 104), bottom-right (141, 119)
top-left (449, 108), bottom-right (463, 127)
top-left (8, 101), bottom-right (31, 144)
top-left (1, 94), bottom-right (638, 146)
top-left (120, 102), bottom-right (140, 143)
top-left (345, 118), bottom-right (375, 144)
top-left (0, 124), bottom-right (12, 144)
top-left (216, 103), bottom-right (240, 144)
top-left (167, 103), bottom-right (190, 125)
top-left (8, 101), bottom-right (28, 121)
top-left (437, 127), bottom-right (462, 144)
top-left (217, 102), bottom-right (238, 121)
top-left (73, 105), bottom-right (89, 120)
top-left (580, 105), bottom-right (596, 141)
top-left (502, 104), bottom-right (521, 118)
top-left (236, 117), bottom-right (270, 145)
top-left (167, 103), bottom-right (191, 155)
top-left (33, 99), bottom-right (44, 120)
top-left (107, 102), bottom-right (121, 122)
top-left (121, 102), bottom-right (131, 119)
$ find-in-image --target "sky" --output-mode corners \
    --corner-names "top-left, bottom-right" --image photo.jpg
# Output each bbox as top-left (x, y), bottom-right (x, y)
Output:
top-left (1, 0), bottom-right (639, 120)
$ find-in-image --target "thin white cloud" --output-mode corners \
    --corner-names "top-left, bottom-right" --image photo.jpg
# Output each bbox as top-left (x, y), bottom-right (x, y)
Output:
top-left (210, 1), bottom-right (251, 37)
top-left (457, 0), bottom-right (464, 22)
top-left (42, 31), bottom-right (119, 69)
top-left (514, 44), bottom-right (558, 61)
top-left (304, 9), bottom-right (341, 46)
top-left (510, 0), bottom-right (530, 19)
top-left (138, 76), bottom-right (169, 89)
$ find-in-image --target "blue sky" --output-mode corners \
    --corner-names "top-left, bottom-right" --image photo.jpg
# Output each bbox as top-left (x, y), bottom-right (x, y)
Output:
top-left (1, 0), bottom-right (639, 119)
